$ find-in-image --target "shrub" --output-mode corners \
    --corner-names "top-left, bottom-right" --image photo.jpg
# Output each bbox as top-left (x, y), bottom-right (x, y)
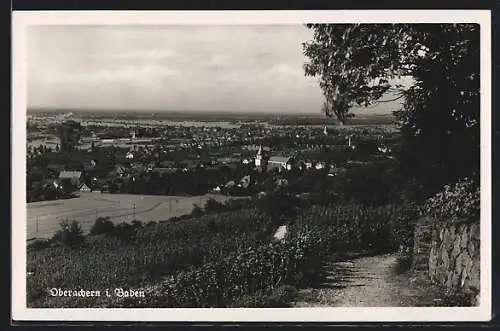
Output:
top-left (27, 239), bottom-right (51, 252)
top-left (421, 178), bottom-right (480, 222)
top-left (393, 255), bottom-right (413, 275)
top-left (433, 289), bottom-right (479, 307)
top-left (393, 203), bottom-right (419, 258)
top-left (89, 217), bottom-right (115, 235)
top-left (257, 192), bottom-right (301, 222)
top-left (294, 204), bottom-right (413, 254)
top-left (204, 198), bottom-right (224, 214)
top-left (109, 222), bottom-right (137, 241)
top-left (190, 204), bottom-right (204, 218)
top-left (131, 220), bottom-right (143, 228)
top-left (51, 219), bottom-right (84, 248)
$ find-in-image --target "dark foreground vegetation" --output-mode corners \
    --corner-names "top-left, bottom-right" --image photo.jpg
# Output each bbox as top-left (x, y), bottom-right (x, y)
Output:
top-left (27, 193), bottom-right (416, 308)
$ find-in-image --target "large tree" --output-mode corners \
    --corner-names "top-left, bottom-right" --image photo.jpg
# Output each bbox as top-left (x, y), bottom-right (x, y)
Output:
top-left (303, 24), bottom-right (480, 197)
top-left (58, 120), bottom-right (82, 152)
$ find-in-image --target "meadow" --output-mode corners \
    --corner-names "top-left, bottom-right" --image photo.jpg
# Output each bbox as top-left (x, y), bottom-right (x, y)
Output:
top-left (27, 192), bottom-right (234, 240)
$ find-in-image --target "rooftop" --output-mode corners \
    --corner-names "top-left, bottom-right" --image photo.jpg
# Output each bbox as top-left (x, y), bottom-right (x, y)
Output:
top-left (59, 171), bottom-right (82, 179)
top-left (268, 156), bottom-right (292, 164)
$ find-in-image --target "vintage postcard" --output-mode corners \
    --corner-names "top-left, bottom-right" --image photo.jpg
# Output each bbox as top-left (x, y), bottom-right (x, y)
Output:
top-left (11, 10), bottom-right (492, 322)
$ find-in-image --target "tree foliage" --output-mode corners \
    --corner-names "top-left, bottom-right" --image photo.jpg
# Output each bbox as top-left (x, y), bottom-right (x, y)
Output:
top-left (58, 120), bottom-right (82, 152)
top-left (303, 24), bottom-right (480, 193)
top-left (52, 219), bottom-right (85, 248)
top-left (90, 216), bottom-right (115, 235)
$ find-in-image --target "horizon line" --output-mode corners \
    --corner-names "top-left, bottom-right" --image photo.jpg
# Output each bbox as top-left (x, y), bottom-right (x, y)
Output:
top-left (26, 107), bottom-right (394, 117)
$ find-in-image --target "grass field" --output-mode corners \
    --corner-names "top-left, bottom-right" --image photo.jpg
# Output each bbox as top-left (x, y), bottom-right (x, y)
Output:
top-left (27, 192), bottom-right (233, 240)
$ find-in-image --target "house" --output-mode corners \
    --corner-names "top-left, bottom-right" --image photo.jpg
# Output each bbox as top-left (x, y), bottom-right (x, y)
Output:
top-left (378, 145), bottom-right (391, 154)
top-left (58, 170), bottom-right (82, 186)
top-left (126, 151), bottom-right (134, 159)
top-left (315, 162), bottom-right (326, 170)
top-left (267, 156), bottom-right (293, 172)
top-left (79, 183), bottom-right (92, 192)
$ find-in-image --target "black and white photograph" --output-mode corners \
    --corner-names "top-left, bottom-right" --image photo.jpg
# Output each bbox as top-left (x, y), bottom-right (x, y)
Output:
top-left (12, 10), bottom-right (491, 322)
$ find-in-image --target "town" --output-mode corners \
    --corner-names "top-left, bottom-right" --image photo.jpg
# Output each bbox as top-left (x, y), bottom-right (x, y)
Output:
top-left (27, 111), bottom-right (397, 202)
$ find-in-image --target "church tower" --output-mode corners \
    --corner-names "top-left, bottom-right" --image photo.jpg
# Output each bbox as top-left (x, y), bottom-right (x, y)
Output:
top-left (255, 145), bottom-right (263, 167)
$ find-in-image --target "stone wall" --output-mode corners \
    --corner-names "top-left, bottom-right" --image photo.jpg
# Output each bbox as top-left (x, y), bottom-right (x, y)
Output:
top-left (411, 217), bottom-right (480, 303)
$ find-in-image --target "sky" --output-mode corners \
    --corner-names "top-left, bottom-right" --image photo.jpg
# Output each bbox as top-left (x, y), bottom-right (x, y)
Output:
top-left (27, 25), bottom-right (399, 114)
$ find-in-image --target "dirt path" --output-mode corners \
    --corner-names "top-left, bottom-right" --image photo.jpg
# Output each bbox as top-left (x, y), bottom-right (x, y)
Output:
top-left (293, 253), bottom-right (440, 307)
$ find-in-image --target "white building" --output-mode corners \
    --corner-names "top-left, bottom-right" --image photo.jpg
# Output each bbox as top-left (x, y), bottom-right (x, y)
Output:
top-left (255, 146), bottom-right (264, 167)
top-left (315, 162), bottom-right (326, 170)
top-left (267, 156), bottom-right (293, 172)
top-left (378, 146), bottom-right (390, 153)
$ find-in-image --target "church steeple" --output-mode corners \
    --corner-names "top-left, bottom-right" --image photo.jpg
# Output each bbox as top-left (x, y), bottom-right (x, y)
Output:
top-left (255, 145), bottom-right (264, 168)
